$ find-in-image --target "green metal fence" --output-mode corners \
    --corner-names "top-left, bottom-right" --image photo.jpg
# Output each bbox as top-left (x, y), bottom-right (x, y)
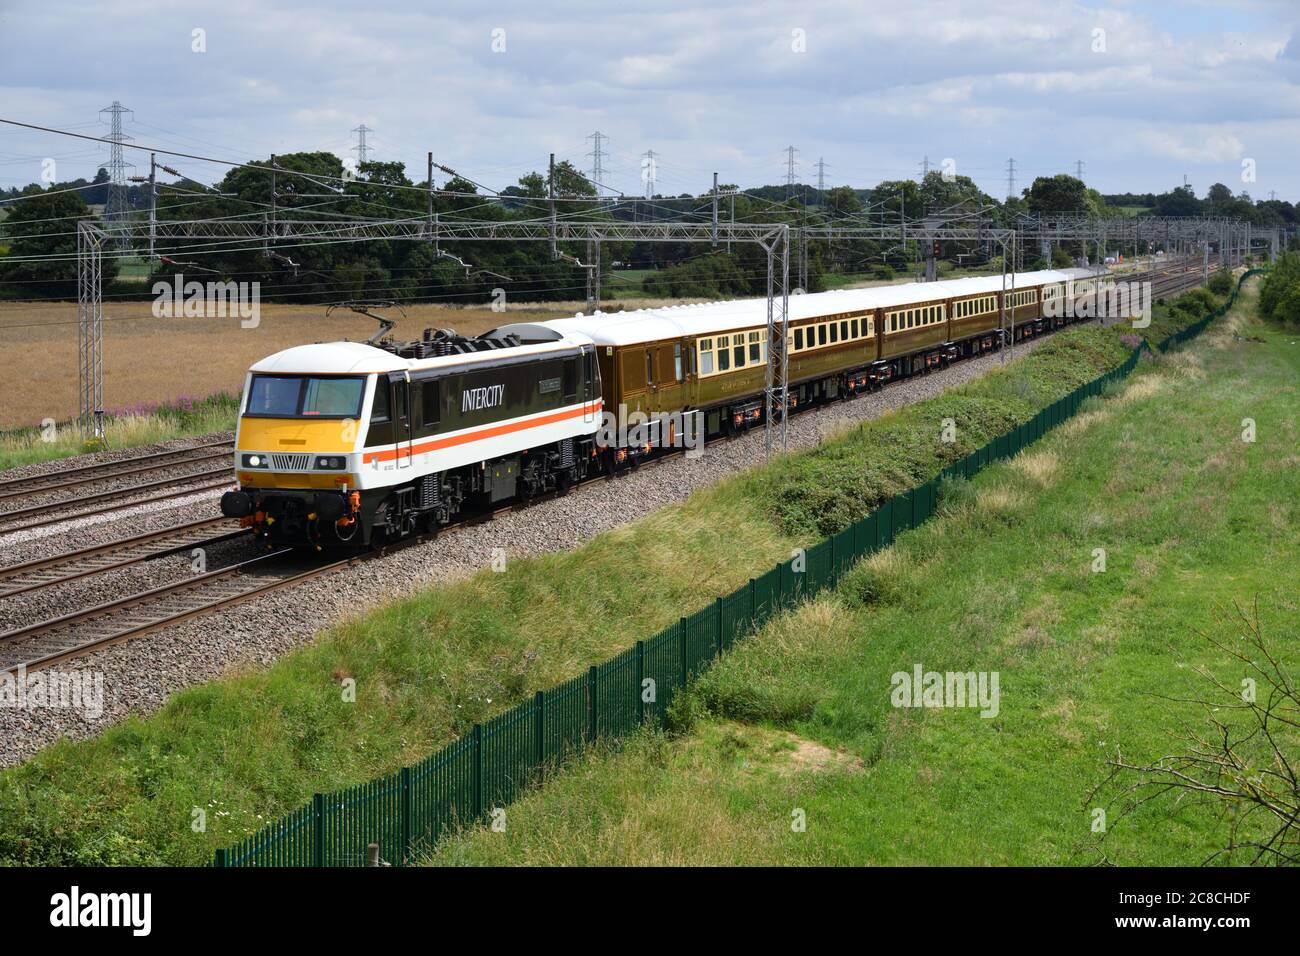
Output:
top-left (213, 271), bottom-right (1260, 867)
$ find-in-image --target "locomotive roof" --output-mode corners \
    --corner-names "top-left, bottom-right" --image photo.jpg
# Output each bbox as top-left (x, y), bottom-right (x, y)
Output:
top-left (248, 335), bottom-right (594, 376)
top-left (506, 268), bottom-right (1100, 347)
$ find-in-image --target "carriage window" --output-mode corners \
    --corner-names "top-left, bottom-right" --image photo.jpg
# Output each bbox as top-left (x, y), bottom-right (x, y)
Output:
top-left (749, 331), bottom-right (761, 363)
top-left (717, 344), bottom-right (730, 372)
top-left (850, 319), bottom-right (858, 338)
top-left (700, 348), bottom-right (714, 375)
top-left (674, 344), bottom-right (683, 381)
top-left (840, 320), bottom-right (849, 340)
top-left (734, 338), bottom-right (745, 368)
top-left (829, 322), bottom-right (838, 344)
top-left (818, 325), bottom-right (827, 346)
top-left (646, 352), bottom-right (654, 386)
top-left (794, 328), bottom-right (804, 350)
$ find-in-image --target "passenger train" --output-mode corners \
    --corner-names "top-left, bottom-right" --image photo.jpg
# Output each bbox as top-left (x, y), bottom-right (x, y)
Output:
top-left (220, 268), bottom-right (1100, 547)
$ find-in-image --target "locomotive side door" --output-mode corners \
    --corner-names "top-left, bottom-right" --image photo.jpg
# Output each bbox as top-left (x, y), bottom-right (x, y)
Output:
top-left (583, 346), bottom-right (598, 425)
top-left (388, 371), bottom-right (412, 469)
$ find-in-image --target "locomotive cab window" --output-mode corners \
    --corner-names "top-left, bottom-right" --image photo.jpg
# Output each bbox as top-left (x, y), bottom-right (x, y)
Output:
top-left (370, 379), bottom-right (390, 422)
top-left (246, 374), bottom-right (366, 419)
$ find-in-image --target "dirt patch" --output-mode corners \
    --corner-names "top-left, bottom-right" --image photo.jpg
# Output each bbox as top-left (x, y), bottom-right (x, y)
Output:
top-left (716, 721), bottom-right (864, 777)
top-left (783, 735), bottom-right (863, 775)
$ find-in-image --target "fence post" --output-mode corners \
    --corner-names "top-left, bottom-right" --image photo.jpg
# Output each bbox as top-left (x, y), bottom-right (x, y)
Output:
top-left (586, 665), bottom-right (598, 744)
top-left (312, 793), bottom-right (325, 868)
top-left (400, 766), bottom-right (412, 864)
top-left (635, 641), bottom-right (645, 725)
top-left (472, 723), bottom-right (483, 821)
top-left (534, 690), bottom-right (545, 768)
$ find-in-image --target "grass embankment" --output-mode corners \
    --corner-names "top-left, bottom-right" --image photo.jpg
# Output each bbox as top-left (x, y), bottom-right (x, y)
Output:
top-left (0, 393), bottom-right (240, 471)
top-left (425, 281), bottom-right (1299, 866)
top-left (0, 290), bottom-right (1226, 865)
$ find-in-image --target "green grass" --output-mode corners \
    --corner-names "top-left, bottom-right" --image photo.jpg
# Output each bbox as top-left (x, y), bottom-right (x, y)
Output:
top-left (0, 393), bottom-right (240, 471)
top-left (426, 283), bottom-right (1299, 866)
top-left (0, 288), bottom-right (1228, 866)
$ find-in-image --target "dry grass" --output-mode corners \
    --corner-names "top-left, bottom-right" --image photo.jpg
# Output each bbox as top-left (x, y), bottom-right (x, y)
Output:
top-left (0, 299), bottom-right (582, 429)
top-left (1010, 449), bottom-right (1061, 488)
top-left (1113, 374), bottom-right (1167, 403)
top-left (975, 484), bottom-right (1026, 519)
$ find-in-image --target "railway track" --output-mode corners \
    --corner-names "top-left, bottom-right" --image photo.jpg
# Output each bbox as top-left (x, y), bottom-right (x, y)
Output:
top-left (0, 549), bottom-right (343, 673)
top-left (0, 439), bottom-right (233, 502)
top-left (0, 473), bottom-right (234, 535)
top-left (0, 516), bottom-right (248, 599)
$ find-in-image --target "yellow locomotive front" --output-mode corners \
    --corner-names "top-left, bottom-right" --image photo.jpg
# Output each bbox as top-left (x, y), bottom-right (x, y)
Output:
top-left (221, 342), bottom-right (393, 548)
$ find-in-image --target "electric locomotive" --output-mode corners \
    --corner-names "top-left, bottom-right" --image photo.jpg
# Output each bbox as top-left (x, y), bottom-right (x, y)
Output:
top-left (221, 321), bottom-right (602, 548)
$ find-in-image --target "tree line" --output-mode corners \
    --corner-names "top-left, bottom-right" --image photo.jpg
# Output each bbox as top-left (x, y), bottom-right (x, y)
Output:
top-left (1, 156), bottom-right (1296, 303)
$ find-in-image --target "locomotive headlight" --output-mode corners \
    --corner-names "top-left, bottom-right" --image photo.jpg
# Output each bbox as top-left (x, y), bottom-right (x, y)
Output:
top-left (242, 454), bottom-right (268, 468)
top-left (315, 456), bottom-right (346, 470)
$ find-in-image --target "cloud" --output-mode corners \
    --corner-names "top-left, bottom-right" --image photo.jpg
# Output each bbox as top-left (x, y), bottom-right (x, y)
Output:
top-left (0, 0), bottom-right (1298, 200)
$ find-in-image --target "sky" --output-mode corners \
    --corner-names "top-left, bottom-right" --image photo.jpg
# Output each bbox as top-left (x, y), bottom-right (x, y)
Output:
top-left (1, 0), bottom-right (1298, 203)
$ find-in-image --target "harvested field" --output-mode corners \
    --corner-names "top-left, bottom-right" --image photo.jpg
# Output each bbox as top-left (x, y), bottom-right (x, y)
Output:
top-left (0, 298), bottom-right (645, 429)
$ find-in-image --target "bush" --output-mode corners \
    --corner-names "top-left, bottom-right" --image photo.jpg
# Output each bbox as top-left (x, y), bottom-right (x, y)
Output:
top-left (1207, 270), bottom-right (1233, 296)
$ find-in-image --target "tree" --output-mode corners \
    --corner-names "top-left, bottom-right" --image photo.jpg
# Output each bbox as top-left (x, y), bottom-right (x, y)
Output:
top-left (824, 185), bottom-right (862, 218)
top-left (1152, 185), bottom-right (1202, 217)
top-left (1025, 174), bottom-right (1088, 214)
top-left (0, 188), bottom-right (118, 299)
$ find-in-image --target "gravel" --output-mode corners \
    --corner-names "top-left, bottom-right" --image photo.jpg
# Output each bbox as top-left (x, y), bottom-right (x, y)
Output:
top-left (0, 336), bottom-right (1059, 768)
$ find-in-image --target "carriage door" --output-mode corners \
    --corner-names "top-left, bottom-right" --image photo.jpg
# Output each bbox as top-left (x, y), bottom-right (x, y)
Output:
top-left (388, 372), bottom-right (413, 469)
